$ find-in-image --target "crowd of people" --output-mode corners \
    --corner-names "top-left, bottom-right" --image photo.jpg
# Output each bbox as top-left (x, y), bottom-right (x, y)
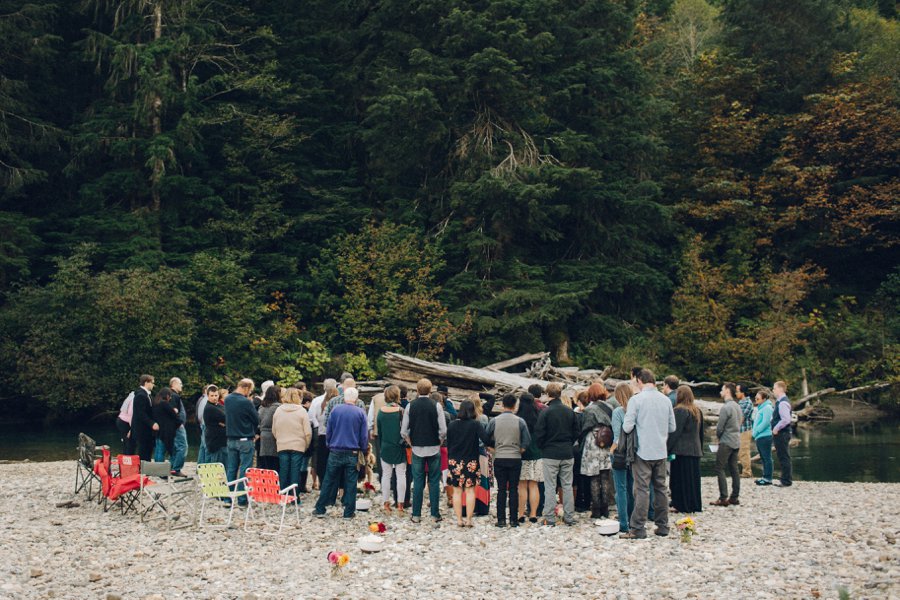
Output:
top-left (114, 368), bottom-right (795, 537)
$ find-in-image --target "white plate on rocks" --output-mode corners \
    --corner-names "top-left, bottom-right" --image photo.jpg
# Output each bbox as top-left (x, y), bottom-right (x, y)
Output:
top-left (594, 519), bottom-right (620, 535)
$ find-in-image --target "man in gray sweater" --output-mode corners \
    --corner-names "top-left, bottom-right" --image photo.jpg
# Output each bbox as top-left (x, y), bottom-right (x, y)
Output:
top-left (485, 394), bottom-right (531, 528)
top-left (712, 382), bottom-right (743, 506)
top-left (621, 369), bottom-right (676, 540)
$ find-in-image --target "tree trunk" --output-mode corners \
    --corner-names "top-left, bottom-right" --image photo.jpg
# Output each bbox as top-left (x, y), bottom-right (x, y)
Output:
top-left (556, 336), bottom-right (570, 364)
top-left (150, 1), bottom-right (163, 213)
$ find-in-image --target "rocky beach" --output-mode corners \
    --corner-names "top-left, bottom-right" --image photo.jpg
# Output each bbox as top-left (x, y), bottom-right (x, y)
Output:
top-left (1, 461), bottom-right (897, 600)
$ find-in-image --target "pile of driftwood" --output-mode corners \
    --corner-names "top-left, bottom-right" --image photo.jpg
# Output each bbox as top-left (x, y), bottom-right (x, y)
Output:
top-left (366, 352), bottom-right (895, 425)
top-left (381, 352), bottom-right (726, 423)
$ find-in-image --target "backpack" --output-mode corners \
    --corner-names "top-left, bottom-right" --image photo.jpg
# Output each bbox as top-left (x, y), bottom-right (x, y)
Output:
top-left (612, 428), bottom-right (635, 470)
top-left (593, 424), bottom-right (614, 448)
top-left (591, 401), bottom-right (614, 448)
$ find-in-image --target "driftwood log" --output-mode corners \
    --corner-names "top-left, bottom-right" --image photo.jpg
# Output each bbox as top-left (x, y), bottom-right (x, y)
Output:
top-left (384, 352), bottom-right (726, 423)
top-left (483, 352), bottom-right (549, 372)
top-left (791, 388), bottom-right (837, 410)
top-left (834, 382), bottom-right (893, 396)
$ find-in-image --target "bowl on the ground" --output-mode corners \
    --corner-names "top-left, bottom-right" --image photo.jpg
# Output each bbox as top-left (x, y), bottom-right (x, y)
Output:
top-left (594, 519), bottom-right (620, 535)
top-left (359, 534), bottom-right (384, 553)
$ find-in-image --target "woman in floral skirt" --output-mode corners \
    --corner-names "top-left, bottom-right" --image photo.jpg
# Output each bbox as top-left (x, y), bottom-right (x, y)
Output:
top-left (446, 400), bottom-right (491, 527)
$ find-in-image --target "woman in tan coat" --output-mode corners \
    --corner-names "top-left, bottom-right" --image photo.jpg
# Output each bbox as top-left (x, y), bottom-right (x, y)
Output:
top-left (272, 388), bottom-right (313, 493)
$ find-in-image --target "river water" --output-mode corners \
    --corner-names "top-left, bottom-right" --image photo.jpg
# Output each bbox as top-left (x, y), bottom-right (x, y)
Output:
top-left (1, 418), bottom-right (898, 483)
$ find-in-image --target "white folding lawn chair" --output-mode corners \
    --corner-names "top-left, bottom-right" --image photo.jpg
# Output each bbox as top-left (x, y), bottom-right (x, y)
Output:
top-left (139, 461), bottom-right (195, 528)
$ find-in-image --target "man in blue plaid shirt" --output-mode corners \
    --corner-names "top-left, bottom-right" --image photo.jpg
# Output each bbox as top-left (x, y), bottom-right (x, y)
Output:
top-left (737, 384), bottom-right (756, 478)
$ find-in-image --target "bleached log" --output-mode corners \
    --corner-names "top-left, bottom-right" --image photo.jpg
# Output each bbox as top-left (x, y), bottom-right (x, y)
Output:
top-left (791, 388), bottom-right (836, 410)
top-left (483, 352), bottom-right (550, 372)
top-left (833, 382), bottom-right (893, 396)
top-left (385, 352), bottom-right (550, 391)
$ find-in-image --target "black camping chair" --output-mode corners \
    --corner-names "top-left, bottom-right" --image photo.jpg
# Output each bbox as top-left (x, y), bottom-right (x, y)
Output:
top-left (74, 433), bottom-right (106, 502)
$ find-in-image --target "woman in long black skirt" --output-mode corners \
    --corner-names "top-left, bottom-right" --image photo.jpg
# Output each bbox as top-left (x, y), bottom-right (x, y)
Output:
top-left (667, 385), bottom-right (704, 513)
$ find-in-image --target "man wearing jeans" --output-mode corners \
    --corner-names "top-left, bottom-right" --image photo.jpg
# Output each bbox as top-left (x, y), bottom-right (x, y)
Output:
top-left (195, 385), bottom-right (212, 465)
top-left (534, 382), bottom-right (579, 526)
top-left (401, 378), bottom-right (447, 524)
top-left (225, 379), bottom-right (258, 506)
top-left (169, 377), bottom-right (189, 476)
top-left (314, 388), bottom-right (368, 518)
top-left (771, 381), bottom-right (793, 487)
top-left (621, 369), bottom-right (676, 539)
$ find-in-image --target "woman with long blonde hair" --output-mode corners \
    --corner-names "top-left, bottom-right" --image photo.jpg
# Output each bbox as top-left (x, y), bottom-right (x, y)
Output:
top-left (610, 382), bottom-right (634, 532)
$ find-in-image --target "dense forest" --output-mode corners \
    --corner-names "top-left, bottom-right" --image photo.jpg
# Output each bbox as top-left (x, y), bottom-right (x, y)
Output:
top-left (1, 0), bottom-right (897, 416)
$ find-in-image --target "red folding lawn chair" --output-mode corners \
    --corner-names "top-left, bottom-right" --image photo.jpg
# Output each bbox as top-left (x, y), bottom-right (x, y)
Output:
top-left (243, 468), bottom-right (299, 534)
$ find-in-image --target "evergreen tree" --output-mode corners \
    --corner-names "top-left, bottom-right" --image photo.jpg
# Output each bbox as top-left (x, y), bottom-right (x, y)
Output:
top-left (719, 0), bottom-right (847, 111)
top-left (63, 0), bottom-right (299, 271)
top-left (352, 0), bottom-right (675, 362)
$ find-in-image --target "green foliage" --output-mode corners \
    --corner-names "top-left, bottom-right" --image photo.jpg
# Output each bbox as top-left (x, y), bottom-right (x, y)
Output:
top-left (0, 212), bottom-right (41, 287)
top-left (805, 269), bottom-right (900, 391)
top-left (662, 237), bottom-right (826, 382)
top-left (274, 340), bottom-right (332, 387)
top-left (312, 221), bottom-right (468, 359)
top-left (574, 337), bottom-right (667, 381)
top-left (341, 352), bottom-right (379, 381)
top-left (848, 8), bottom-right (900, 82)
top-left (719, 0), bottom-right (848, 111)
top-left (0, 245), bottom-right (195, 411)
top-left (180, 252), bottom-right (297, 387)
top-left (0, 0), bottom-right (62, 195)
top-left (0, 0), bottom-right (897, 414)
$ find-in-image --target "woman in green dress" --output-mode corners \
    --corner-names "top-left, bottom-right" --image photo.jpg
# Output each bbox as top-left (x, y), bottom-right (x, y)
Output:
top-left (376, 385), bottom-right (406, 513)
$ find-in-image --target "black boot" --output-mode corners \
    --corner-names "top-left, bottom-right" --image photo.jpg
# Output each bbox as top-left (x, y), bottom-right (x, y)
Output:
top-left (299, 471), bottom-right (308, 494)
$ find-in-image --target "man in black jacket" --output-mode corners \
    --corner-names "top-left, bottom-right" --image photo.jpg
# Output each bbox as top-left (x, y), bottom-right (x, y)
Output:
top-left (169, 377), bottom-right (188, 476)
top-left (534, 382), bottom-right (579, 526)
top-left (131, 374), bottom-right (158, 461)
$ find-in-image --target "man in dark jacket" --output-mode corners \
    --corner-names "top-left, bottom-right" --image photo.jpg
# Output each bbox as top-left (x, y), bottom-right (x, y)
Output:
top-left (202, 387), bottom-right (227, 465)
top-left (534, 382), bottom-right (579, 526)
top-left (225, 378), bottom-right (258, 506)
top-left (131, 374), bottom-right (158, 461)
top-left (169, 377), bottom-right (189, 476)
